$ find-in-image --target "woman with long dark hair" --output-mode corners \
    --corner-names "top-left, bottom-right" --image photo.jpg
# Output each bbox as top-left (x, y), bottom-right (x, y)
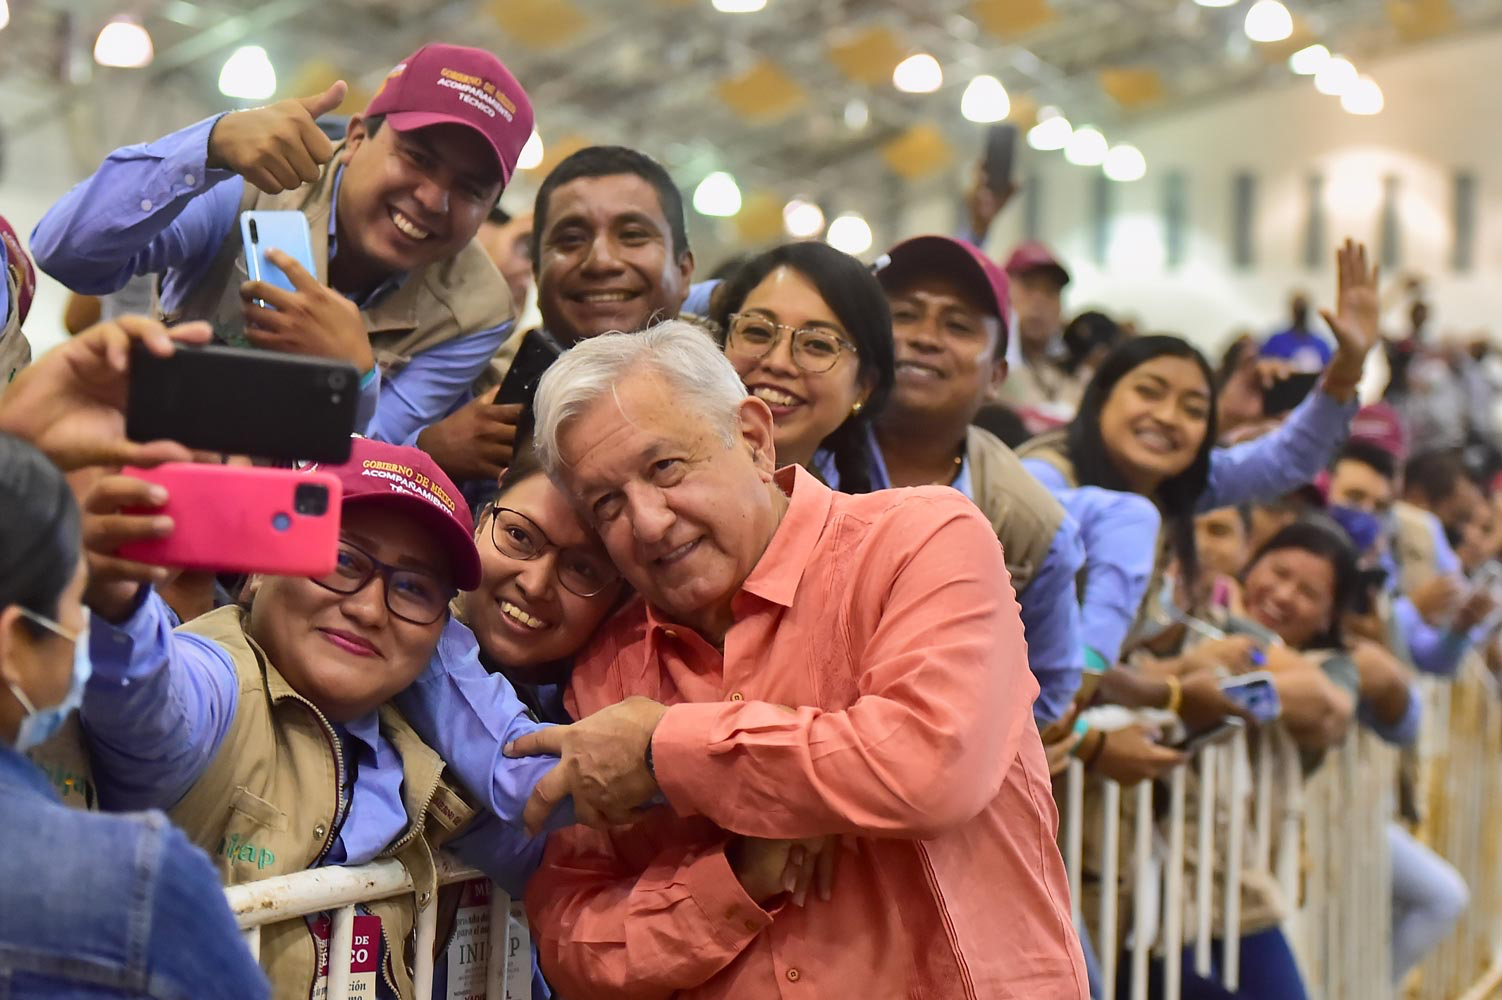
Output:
top-left (1020, 240), bottom-right (1381, 671)
top-left (708, 241), bottom-right (895, 493)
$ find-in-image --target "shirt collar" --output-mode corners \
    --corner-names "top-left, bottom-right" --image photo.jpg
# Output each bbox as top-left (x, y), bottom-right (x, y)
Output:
top-left (334, 711), bottom-right (384, 758)
top-left (739, 465), bottom-right (832, 609)
top-left (326, 164), bottom-right (410, 309)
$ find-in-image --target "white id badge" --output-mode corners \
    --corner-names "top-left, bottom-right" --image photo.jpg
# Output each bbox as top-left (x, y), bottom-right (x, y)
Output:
top-left (504, 900), bottom-right (532, 1000)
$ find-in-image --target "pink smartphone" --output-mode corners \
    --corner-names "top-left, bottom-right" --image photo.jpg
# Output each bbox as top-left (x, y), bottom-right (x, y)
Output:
top-left (118, 464), bottom-right (342, 576)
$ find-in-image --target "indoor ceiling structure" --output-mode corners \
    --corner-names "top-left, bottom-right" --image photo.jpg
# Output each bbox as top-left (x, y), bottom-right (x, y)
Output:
top-left (1, 0), bottom-right (1499, 251)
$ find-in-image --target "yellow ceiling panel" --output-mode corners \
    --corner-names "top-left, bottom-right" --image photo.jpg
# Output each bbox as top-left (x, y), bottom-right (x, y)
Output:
top-left (285, 60), bottom-right (371, 114)
top-left (718, 59), bottom-right (808, 122)
top-left (1388, 0), bottom-right (1455, 40)
top-left (1007, 93), bottom-right (1041, 130)
top-left (1099, 67), bottom-right (1164, 109)
top-left (972, 0), bottom-right (1055, 40)
top-left (827, 25), bottom-right (905, 86)
top-left (533, 133), bottom-right (591, 178)
top-left (735, 191), bottom-right (786, 245)
top-left (881, 123), bottom-right (954, 181)
top-left (489, 0), bottom-right (589, 49)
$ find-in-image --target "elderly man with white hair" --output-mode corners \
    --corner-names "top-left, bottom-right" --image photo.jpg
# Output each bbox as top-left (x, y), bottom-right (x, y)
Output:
top-left (416, 319), bottom-right (1086, 998)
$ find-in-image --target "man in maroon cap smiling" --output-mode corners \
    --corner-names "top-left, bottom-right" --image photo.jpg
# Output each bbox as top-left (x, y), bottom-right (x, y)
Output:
top-left (33, 44), bottom-right (533, 460)
top-left (996, 240), bottom-right (1079, 422)
top-left (70, 436), bottom-right (559, 997)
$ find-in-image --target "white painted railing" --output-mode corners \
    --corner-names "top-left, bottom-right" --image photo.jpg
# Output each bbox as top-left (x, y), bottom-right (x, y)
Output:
top-left (216, 660), bottom-right (1502, 1000)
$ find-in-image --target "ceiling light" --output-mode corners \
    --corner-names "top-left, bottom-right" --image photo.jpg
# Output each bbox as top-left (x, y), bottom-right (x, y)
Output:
top-left (1341, 76), bottom-right (1384, 115)
top-left (93, 17), bottom-right (154, 68)
top-left (893, 53), bottom-right (943, 94)
top-left (960, 74), bottom-right (1011, 123)
top-left (1288, 43), bottom-right (1330, 75)
top-left (1027, 108), bottom-right (1072, 151)
top-left (1314, 55), bottom-right (1357, 96)
top-left (218, 45), bottom-right (276, 100)
top-left (826, 213), bottom-right (873, 255)
top-left (1194, 0), bottom-right (1239, 6)
top-left (783, 198), bottom-right (825, 239)
top-left (1244, 0), bottom-right (1292, 42)
top-left (1064, 126), bottom-right (1108, 166)
top-left (1103, 144), bottom-right (1147, 182)
top-left (693, 171), bottom-right (742, 217)
top-left (843, 98), bottom-right (869, 130)
top-left (712, 0), bottom-right (766, 10)
top-left (0, 0), bottom-right (10, 32)
top-left (517, 131), bottom-right (544, 171)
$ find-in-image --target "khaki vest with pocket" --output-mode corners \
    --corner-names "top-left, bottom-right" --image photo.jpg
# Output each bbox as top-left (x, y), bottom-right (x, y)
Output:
top-left (167, 606), bottom-right (479, 1000)
top-left (164, 146), bottom-right (513, 381)
top-left (0, 262), bottom-right (32, 397)
top-left (964, 425), bottom-right (1065, 595)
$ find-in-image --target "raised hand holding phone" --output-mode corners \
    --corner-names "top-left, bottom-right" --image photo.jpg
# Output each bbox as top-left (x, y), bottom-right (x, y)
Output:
top-left (241, 249), bottom-right (374, 374)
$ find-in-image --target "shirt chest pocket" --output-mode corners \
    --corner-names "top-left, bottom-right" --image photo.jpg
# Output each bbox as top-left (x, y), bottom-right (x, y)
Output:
top-left (220, 786), bottom-right (297, 877)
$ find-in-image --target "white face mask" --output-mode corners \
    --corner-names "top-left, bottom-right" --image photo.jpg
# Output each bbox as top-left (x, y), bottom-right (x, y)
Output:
top-left (8, 607), bottom-right (91, 754)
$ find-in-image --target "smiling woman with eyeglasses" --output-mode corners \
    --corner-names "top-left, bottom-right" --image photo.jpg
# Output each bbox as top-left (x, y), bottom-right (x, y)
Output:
top-left (710, 241), bottom-right (895, 493)
top-left (452, 446), bottom-right (627, 721)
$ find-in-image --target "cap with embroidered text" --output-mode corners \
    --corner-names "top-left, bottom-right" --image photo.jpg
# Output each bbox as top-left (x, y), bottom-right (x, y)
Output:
top-left (365, 44), bottom-right (534, 185)
top-left (306, 437), bottom-right (481, 590)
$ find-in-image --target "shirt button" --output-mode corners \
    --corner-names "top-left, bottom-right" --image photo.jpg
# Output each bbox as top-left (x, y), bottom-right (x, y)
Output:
top-left (723, 907), bottom-right (737, 921)
top-left (139, 198), bottom-right (152, 211)
top-left (730, 692), bottom-right (743, 701)
top-left (743, 919), bottom-right (758, 932)
top-left (786, 968), bottom-right (801, 982)
top-left (183, 173), bottom-right (196, 186)
top-left (663, 629), bottom-right (677, 639)
top-left (314, 823), bottom-right (327, 839)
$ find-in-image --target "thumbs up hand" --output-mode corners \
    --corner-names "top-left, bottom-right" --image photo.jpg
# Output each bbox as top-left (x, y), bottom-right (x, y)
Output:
top-left (207, 81), bottom-right (349, 194)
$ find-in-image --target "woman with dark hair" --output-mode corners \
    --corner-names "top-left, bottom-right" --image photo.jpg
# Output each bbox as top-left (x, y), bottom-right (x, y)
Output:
top-left (0, 431), bottom-right (268, 999)
top-left (708, 241), bottom-right (895, 493)
top-left (1019, 240), bottom-right (1381, 672)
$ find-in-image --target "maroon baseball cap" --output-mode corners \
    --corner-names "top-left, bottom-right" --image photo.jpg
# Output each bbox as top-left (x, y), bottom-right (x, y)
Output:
top-left (1349, 402), bottom-right (1407, 462)
top-left (305, 437), bottom-right (481, 590)
top-left (0, 216), bottom-right (36, 326)
top-left (364, 44), bottom-right (534, 185)
top-left (874, 235), bottom-right (1011, 338)
top-left (1004, 241), bottom-right (1070, 288)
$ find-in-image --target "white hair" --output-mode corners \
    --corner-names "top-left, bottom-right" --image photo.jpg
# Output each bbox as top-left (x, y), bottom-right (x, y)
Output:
top-left (533, 320), bottom-right (748, 476)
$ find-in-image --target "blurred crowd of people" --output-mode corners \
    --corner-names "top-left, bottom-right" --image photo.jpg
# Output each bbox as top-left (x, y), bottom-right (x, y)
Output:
top-left (0, 39), bottom-right (1497, 1000)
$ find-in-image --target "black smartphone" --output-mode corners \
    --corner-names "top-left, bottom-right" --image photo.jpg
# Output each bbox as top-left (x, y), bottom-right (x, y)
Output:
top-left (1169, 717), bottom-right (1245, 754)
top-left (494, 331), bottom-right (561, 407)
top-left (1263, 372), bottom-right (1320, 417)
top-left (127, 342), bottom-right (358, 463)
top-left (982, 124), bottom-right (1019, 195)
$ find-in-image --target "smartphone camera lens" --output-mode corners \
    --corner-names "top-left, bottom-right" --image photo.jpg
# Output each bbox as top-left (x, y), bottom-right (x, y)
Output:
top-left (327, 371), bottom-right (349, 391)
top-left (294, 483), bottom-right (329, 516)
top-left (248, 218), bottom-right (259, 244)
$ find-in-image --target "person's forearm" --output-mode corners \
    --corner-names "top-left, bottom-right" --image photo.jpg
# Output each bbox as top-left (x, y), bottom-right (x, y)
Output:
top-left (80, 588), bottom-right (238, 811)
top-left (364, 324), bottom-right (507, 445)
top-left (528, 831), bottom-right (768, 999)
top-left (1202, 388), bottom-right (1357, 511)
top-left (1360, 683), bottom-right (1421, 747)
top-left (1274, 668), bottom-right (1355, 752)
top-left (31, 116), bottom-right (238, 295)
top-left (1397, 597), bottom-right (1469, 676)
top-left (1019, 530), bottom-right (1087, 724)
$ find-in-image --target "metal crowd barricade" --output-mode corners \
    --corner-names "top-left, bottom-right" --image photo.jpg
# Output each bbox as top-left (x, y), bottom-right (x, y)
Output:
top-left (224, 853), bottom-right (525, 1000)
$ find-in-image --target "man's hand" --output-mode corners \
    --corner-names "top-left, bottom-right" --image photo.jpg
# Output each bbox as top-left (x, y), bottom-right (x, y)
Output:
top-left (1094, 723), bottom-right (1185, 785)
top-left (241, 250), bottom-right (375, 373)
top-left (1453, 583), bottom-right (1499, 632)
top-left (728, 836), bottom-right (839, 907)
top-left (1322, 238), bottom-right (1381, 398)
top-left (207, 82), bottom-right (348, 194)
top-left (506, 696), bottom-right (671, 833)
top-left (1410, 575), bottom-right (1464, 627)
top-left (1178, 669), bottom-right (1256, 732)
top-left (78, 471), bottom-right (178, 622)
top-left (417, 396), bottom-right (524, 483)
top-left (0, 316), bottom-right (211, 471)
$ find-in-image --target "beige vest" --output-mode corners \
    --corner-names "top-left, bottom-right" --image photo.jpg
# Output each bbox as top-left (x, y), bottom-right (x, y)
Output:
top-left (166, 148), bottom-right (514, 379)
top-left (964, 425), bottom-right (1065, 595)
top-left (169, 606), bottom-right (478, 1000)
top-left (1391, 500), bottom-right (1440, 594)
top-left (0, 263), bottom-right (32, 397)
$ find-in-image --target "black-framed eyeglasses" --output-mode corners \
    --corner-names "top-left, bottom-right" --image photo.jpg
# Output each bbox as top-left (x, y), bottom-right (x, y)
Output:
top-left (490, 506), bottom-right (621, 599)
top-left (310, 540), bottom-right (456, 626)
top-left (725, 313), bottom-right (858, 374)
